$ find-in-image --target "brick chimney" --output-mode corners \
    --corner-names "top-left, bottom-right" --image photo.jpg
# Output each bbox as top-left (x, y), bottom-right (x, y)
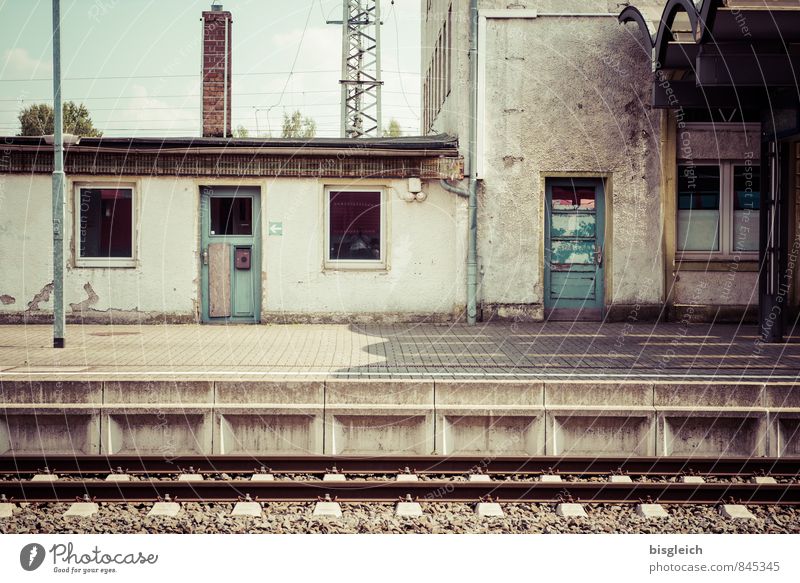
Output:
top-left (201, 4), bottom-right (232, 137)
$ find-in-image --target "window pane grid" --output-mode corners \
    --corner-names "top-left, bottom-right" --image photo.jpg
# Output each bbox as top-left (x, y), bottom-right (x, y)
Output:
top-left (676, 162), bottom-right (760, 257)
top-left (677, 165), bottom-right (720, 252)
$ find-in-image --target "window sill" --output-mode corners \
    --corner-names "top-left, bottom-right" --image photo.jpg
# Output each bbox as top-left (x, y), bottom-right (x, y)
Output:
top-left (675, 257), bottom-right (758, 272)
top-left (323, 261), bottom-right (388, 273)
top-left (74, 259), bottom-right (137, 269)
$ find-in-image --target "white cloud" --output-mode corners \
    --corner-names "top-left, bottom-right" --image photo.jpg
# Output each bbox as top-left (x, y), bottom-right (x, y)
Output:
top-left (90, 83), bottom-right (199, 136)
top-left (1, 47), bottom-right (52, 78)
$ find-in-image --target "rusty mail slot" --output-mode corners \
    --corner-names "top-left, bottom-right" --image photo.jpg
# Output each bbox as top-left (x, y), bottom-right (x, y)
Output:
top-left (235, 247), bottom-right (251, 270)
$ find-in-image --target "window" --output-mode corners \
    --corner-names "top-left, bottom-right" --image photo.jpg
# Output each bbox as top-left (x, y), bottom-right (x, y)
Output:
top-left (325, 188), bottom-right (386, 268)
top-left (423, 8), bottom-right (451, 133)
top-left (75, 185), bottom-right (135, 266)
top-left (732, 164), bottom-right (760, 252)
top-left (446, 4), bottom-right (452, 98)
top-left (677, 162), bottom-right (760, 257)
top-left (210, 196), bottom-right (252, 235)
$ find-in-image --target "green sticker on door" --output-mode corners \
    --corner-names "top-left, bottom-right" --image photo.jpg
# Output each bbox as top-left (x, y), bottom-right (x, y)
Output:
top-left (268, 221), bottom-right (283, 236)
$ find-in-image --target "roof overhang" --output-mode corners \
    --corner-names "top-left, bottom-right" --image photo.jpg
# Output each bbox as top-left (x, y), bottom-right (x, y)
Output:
top-left (620, 0), bottom-right (800, 110)
top-left (0, 134), bottom-right (464, 180)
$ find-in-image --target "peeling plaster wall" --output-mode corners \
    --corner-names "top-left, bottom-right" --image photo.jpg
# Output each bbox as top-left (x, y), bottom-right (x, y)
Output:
top-left (0, 175), bottom-right (200, 321)
top-left (424, 0), bottom-right (667, 318)
top-left (0, 174), bottom-right (463, 322)
top-left (480, 5), bottom-right (663, 312)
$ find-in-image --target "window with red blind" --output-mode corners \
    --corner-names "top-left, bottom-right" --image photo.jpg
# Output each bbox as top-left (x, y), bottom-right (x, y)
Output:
top-left (328, 190), bottom-right (382, 262)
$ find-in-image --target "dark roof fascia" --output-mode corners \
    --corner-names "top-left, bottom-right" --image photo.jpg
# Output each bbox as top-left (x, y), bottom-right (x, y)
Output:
top-left (0, 134), bottom-right (460, 158)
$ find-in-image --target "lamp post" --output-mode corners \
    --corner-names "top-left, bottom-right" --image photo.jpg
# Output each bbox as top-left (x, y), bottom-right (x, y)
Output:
top-left (52, 0), bottom-right (65, 348)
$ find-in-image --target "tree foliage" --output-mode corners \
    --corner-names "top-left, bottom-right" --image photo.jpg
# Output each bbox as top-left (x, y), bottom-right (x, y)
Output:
top-left (281, 110), bottom-right (316, 138)
top-left (382, 118), bottom-right (403, 137)
top-left (232, 125), bottom-right (249, 138)
top-left (17, 101), bottom-right (102, 137)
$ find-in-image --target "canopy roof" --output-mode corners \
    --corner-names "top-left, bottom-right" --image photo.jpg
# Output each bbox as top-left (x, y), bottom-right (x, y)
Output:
top-left (619, 0), bottom-right (800, 109)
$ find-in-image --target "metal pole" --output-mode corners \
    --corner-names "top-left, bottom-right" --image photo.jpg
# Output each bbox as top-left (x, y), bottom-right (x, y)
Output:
top-left (466, 0), bottom-right (479, 325)
top-left (52, 0), bottom-right (65, 348)
top-left (374, 0), bottom-right (382, 135)
top-left (339, 0), bottom-right (349, 137)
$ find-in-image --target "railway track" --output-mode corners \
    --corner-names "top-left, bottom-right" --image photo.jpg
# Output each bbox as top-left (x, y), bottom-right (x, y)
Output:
top-left (2, 455), bottom-right (799, 477)
top-left (2, 479), bottom-right (799, 505)
top-left (1, 456), bottom-right (799, 506)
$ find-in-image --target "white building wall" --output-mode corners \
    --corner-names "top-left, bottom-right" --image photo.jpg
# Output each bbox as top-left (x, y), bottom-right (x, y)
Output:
top-left (0, 175), bottom-right (198, 321)
top-left (0, 174), bottom-right (461, 322)
top-left (480, 11), bottom-right (664, 315)
top-left (262, 178), bottom-right (462, 320)
top-left (424, 0), bottom-right (666, 319)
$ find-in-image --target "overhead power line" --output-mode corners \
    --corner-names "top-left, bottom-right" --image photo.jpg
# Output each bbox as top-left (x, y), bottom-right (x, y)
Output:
top-left (0, 69), bottom-right (419, 83)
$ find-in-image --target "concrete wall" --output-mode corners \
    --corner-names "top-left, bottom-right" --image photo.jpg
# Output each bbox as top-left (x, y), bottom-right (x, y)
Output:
top-left (424, 1), bottom-right (666, 320)
top-left (0, 174), bottom-right (464, 322)
top-left (3, 378), bottom-right (798, 457)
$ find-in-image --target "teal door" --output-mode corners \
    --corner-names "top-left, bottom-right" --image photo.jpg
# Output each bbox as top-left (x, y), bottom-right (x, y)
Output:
top-left (200, 186), bottom-right (261, 323)
top-left (544, 179), bottom-right (605, 320)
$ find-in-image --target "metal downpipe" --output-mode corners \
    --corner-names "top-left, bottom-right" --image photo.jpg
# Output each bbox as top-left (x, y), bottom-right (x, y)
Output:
top-left (467, 0), bottom-right (479, 325)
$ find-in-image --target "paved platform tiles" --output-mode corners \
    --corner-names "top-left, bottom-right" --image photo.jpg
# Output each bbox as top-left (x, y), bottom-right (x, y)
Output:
top-left (0, 322), bottom-right (798, 381)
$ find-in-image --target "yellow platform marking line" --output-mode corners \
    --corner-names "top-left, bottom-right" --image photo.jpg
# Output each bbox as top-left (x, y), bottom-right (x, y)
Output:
top-left (525, 353), bottom-right (637, 358)
top-left (522, 354), bottom-right (798, 360)
top-left (5, 366), bottom-right (90, 372)
top-left (641, 342), bottom-right (765, 347)
top-left (739, 335), bottom-right (800, 340)
top-left (624, 334), bottom-right (722, 339)
top-left (511, 334), bottom-right (609, 338)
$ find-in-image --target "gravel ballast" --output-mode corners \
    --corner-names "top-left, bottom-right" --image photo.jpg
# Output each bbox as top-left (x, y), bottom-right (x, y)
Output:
top-left (1, 503), bottom-right (798, 534)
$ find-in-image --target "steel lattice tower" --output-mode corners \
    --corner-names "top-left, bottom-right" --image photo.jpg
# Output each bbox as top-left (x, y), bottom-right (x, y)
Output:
top-left (338, 0), bottom-right (382, 138)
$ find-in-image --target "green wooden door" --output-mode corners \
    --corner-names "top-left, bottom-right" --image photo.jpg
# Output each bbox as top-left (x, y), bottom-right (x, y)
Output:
top-left (200, 186), bottom-right (261, 323)
top-left (544, 179), bottom-right (605, 320)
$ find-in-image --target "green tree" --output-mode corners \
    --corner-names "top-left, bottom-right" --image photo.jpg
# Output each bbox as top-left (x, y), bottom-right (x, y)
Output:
top-left (382, 118), bottom-right (403, 137)
top-left (232, 124), bottom-right (249, 138)
top-left (281, 110), bottom-right (316, 138)
top-left (17, 101), bottom-right (102, 137)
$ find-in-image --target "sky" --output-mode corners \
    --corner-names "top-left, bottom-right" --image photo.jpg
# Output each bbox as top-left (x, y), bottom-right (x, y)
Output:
top-left (0, 0), bottom-right (421, 137)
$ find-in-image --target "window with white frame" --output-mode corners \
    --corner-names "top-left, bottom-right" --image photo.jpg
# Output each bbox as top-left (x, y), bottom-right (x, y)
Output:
top-left (75, 184), bottom-right (135, 266)
top-left (677, 161), bottom-right (760, 257)
top-left (325, 187), bottom-right (386, 268)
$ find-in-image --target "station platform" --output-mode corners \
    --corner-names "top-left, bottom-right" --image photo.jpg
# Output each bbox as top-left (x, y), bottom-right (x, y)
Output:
top-left (1, 322), bottom-right (798, 458)
top-left (1, 321), bottom-right (798, 380)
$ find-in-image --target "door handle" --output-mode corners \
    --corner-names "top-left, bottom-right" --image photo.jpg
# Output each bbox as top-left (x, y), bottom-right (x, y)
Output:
top-left (202, 248), bottom-right (208, 265)
top-left (594, 244), bottom-right (603, 267)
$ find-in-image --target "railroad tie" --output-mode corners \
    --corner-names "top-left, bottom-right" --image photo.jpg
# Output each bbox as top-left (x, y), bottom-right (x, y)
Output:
top-left (147, 495), bottom-right (181, 518)
top-left (719, 505), bottom-right (756, 520)
top-left (395, 494), bottom-right (423, 517)
top-left (313, 494), bottom-right (342, 518)
top-left (635, 504), bottom-right (669, 519)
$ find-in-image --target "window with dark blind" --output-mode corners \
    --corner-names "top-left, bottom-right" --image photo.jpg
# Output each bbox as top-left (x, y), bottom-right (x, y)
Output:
top-left (327, 190), bottom-right (384, 265)
top-left (77, 187), bottom-right (134, 260)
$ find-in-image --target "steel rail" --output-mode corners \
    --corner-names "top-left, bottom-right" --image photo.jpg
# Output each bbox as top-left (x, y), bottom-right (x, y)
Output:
top-left (1, 480), bottom-right (799, 505)
top-left (1, 456), bottom-right (799, 477)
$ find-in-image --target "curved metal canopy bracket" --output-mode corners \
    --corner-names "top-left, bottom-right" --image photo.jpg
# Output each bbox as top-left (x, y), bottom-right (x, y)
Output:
top-left (696, 0), bottom-right (722, 44)
top-left (619, 5), bottom-right (655, 49)
top-left (653, 0), bottom-right (700, 69)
